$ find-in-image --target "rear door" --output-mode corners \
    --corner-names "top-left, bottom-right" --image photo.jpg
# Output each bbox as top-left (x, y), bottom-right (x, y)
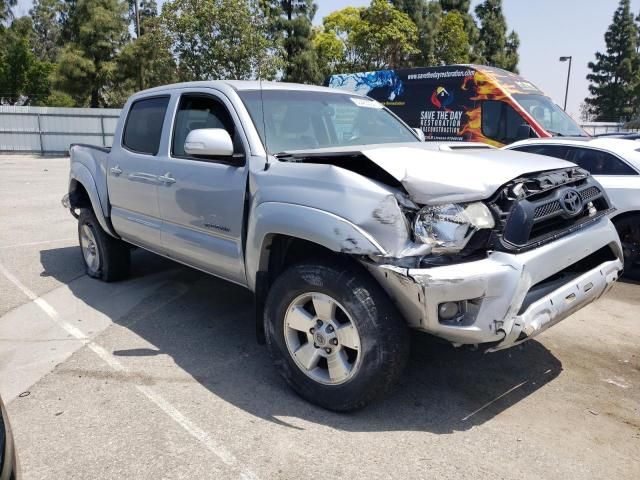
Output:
top-left (156, 90), bottom-right (249, 285)
top-left (107, 96), bottom-right (170, 252)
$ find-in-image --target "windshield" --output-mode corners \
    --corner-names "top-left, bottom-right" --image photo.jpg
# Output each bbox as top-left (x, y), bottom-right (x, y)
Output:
top-left (513, 94), bottom-right (588, 137)
top-left (238, 90), bottom-right (419, 154)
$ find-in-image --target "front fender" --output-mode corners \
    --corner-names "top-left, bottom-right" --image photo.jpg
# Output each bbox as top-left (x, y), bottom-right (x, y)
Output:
top-left (245, 202), bottom-right (387, 291)
top-left (69, 162), bottom-right (117, 237)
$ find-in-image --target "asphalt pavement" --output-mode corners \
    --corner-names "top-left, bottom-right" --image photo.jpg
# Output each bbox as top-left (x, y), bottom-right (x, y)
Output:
top-left (0, 155), bottom-right (638, 479)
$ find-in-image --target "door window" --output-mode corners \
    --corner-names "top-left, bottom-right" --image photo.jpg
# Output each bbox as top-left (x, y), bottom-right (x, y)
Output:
top-left (511, 145), bottom-right (570, 160)
top-left (122, 96), bottom-right (170, 155)
top-left (482, 100), bottom-right (530, 144)
top-left (172, 95), bottom-right (238, 158)
top-left (566, 147), bottom-right (638, 175)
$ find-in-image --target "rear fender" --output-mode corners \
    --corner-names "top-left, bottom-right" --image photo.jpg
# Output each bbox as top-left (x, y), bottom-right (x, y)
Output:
top-left (69, 162), bottom-right (118, 237)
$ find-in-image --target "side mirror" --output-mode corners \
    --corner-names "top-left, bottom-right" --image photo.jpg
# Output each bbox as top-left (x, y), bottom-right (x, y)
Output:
top-left (413, 128), bottom-right (426, 142)
top-left (184, 128), bottom-right (234, 157)
top-left (516, 124), bottom-right (534, 141)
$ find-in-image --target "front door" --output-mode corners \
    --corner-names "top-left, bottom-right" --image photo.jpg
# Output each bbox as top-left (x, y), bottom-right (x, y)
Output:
top-left (156, 92), bottom-right (249, 285)
top-left (107, 96), bottom-right (170, 253)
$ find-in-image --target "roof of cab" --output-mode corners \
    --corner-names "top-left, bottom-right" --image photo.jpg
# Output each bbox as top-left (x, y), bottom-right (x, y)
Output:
top-left (131, 80), bottom-right (353, 97)
top-left (509, 136), bottom-right (640, 153)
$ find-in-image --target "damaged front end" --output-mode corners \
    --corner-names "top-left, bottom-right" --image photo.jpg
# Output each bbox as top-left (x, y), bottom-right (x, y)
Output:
top-left (274, 147), bottom-right (623, 350)
top-left (360, 167), bottom-right (623, 350)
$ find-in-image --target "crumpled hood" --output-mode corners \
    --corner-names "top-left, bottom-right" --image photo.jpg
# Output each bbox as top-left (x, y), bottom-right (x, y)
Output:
top-left (358, 144), bottom-right (575, 204)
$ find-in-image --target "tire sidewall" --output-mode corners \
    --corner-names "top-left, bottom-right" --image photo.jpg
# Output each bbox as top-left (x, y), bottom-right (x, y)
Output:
top-left (78, 211), bottom-right (104, 279)
top-left (265, 261), bottom-right (408, 411)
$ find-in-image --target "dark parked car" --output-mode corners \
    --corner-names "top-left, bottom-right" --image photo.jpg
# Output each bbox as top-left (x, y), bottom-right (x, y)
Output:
top-left (0, 395), bottom-right (19, 480)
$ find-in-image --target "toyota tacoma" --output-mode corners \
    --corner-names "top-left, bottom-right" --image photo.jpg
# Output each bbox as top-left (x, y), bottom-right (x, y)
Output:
top-left (63, 81), bottom-right (623, 411)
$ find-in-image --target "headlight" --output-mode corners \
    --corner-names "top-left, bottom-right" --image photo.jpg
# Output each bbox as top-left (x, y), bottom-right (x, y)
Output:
top-left (413, 202), bottom-right (495, 253)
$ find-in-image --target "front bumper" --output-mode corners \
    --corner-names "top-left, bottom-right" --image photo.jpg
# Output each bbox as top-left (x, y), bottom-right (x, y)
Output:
top-left (364, 217), bottom-right (623, 350)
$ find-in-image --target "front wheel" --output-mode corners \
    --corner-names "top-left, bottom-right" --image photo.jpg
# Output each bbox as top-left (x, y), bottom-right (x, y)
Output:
top-left (264, 260), bottom-right (409, 411)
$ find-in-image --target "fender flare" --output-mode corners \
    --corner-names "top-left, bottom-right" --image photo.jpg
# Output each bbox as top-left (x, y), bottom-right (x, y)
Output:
top-left (245, 201), bottom-right (386, 291)
top-left (69, 163), bottom-right (118, 237)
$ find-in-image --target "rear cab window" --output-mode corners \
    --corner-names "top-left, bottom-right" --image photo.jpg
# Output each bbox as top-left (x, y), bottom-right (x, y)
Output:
top-left (122, 96), bottom-right (170, 155)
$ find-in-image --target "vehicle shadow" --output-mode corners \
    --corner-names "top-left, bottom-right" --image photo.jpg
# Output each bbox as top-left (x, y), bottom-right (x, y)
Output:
top-left (40, 246), bottom-right (563, 434)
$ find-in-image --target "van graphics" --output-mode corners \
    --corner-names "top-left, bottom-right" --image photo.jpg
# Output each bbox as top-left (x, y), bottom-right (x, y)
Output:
top-left (327, 70), bottom-right (404, 102)
top-left (430, 86), bottom-right (454, 108)
top-left (327, 65), bottom-right (546, 147)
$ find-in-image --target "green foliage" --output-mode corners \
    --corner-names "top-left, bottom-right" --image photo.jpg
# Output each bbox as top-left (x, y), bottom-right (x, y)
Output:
top-left (30, 0), bottom-right (63, 62)
top-left (1, 0), bottom-right (16, 24)
top-left (475, 0), bottom-right (519, 72)
top-left (0, 16), bottom-right (55, 105)
top-left (391, 0), bottom-right (442, 66)
top-left (586, 0), bottom-right (640, 121)
top-left (111, 16), bottom-right (177, 103)
top-left (439, 0), bottom-right (480, 61)
top-left (316, 0), bottom-right (419, 73)
top-left (127, 0), bottom-right (157, 35)
top-left (261, 1), bottom-right (322, 84)
top-left (55, 0), bottom-right (129, 107)
top-left (161, 0), bottom-right (281, 81)
top-left (433, 11), bottom-right (469, 65)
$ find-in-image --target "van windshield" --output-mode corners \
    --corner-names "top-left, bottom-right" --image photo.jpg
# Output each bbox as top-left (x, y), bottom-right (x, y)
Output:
top-left (238, 90), bottom-right (419, 154)
top-left (513, 94), bottom-right (588, 137)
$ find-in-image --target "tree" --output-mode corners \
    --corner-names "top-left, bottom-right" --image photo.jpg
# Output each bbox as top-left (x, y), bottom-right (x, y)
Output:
top-left (585, 0), bottom-right (640, 121)
top-left (55, 0), bottom-right (130, 107)
top-left (391, 0), bottom-right (442, 66)
top-left (433, 11), bottom-right (469, 65)
top-left (1, 0), bottom-right (16, 25)
top-left (475, 0), bottom-right (519, 72)
top-left (110, 16), bottom-right (177, 105)
top-left (30, 0), bottom-right (63, 62)
top-left (127, 0), bottom-right (157, 36)
top-left (161, 0), bottom-right (280, 81)
top-left (316, 0), bottom-right (419, 73)
top-left (261, 1), bottom-right (322, 84)
top-left (439, 0), bottom-right (480, 61)
top-left (0, 17), bottom-right (55, 105)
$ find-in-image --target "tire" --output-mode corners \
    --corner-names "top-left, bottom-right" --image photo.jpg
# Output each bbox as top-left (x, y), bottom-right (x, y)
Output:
top-left (264, 259), bottom-right (410, 411)
top-left (78, 208), bottom-right (130, 282)
top-left (614, 216), bottom-right (640, 280)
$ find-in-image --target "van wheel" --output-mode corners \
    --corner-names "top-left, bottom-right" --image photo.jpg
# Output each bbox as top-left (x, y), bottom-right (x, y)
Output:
top-left (264, 260), bottom-right (409, 411)
top-left (615, 216), bottom-right (640, 280)
top-left (78, 208), bottom-right (130, 282)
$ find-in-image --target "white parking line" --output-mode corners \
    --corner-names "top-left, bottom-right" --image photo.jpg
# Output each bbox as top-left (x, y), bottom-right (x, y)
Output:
top-left (0, 261), bottom-right (260, 480)
top-left (0, 237), bottom-right (76, 250)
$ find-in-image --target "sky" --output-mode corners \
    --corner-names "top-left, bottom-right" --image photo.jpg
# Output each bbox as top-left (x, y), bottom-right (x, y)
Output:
top-left (12, 0), bottom-right (640, 119)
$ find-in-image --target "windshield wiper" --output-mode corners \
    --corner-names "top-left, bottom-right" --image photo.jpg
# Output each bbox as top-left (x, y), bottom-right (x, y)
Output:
top-left (546, 130), bottom-right (565, 137)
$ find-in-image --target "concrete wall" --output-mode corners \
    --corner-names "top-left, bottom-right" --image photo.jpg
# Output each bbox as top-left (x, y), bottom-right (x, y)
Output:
top-left (0, 106), bottom-right (121, 154)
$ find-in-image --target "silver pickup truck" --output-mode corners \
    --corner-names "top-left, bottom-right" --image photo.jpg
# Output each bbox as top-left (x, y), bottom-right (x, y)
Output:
top-left (63, 81), bottom-right (623, 411)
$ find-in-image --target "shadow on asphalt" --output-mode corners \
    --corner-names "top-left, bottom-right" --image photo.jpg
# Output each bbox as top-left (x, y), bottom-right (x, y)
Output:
top-left (40, 245), bottom-right (563, 434)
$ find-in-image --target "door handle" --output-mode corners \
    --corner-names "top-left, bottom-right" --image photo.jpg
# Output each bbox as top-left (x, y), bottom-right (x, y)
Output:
top-left (110, 165), bottom-right (123, 176)
top-left (158, 172), bottom-right (176, 185)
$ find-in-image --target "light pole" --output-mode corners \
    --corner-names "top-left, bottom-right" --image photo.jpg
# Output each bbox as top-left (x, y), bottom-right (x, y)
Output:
top-left (559, 56), bottom-right (572, 111)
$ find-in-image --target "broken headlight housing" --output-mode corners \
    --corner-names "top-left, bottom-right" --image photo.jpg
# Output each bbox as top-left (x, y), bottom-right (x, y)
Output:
top-left (413, 202), bottom-right (495, 253)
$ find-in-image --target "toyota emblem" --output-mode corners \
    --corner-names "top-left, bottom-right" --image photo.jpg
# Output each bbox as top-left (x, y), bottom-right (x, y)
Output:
top-left (560, 189), bottom-right (583, 216)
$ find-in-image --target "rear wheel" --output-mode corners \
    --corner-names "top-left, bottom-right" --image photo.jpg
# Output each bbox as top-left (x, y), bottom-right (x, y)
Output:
top-left (615, 216), bottom-right (640, 280)
top-left (78, 208), bottom-right (130, 282)
top-left (264, 260), bottom-right (409, 411)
